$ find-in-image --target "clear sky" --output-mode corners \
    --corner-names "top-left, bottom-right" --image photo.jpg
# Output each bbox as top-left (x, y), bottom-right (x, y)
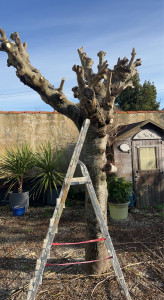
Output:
top-left (0, 0), bottom-right (164, 111)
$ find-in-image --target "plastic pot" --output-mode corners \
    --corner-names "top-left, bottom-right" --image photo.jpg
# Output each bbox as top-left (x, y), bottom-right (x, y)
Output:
top-left (108, 202), bottom-right (130, 220)
top-left (9, 191), bottom-right (29, 209)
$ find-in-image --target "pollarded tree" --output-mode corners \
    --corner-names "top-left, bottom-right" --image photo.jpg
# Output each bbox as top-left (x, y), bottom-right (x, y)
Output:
top-left (0, 28), bottom-right (141, 274)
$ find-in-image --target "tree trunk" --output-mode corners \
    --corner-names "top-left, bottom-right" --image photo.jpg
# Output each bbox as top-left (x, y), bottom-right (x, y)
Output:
top-left (83, 123), bottom-right (110, 274)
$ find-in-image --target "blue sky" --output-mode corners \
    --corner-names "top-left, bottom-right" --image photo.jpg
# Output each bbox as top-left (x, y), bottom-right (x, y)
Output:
top-left (0, 0), bottom-right (164, 111)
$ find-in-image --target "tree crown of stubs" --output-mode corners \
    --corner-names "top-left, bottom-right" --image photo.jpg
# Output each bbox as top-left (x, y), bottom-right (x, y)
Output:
top-left (0, 28), bottom-right (141, 134)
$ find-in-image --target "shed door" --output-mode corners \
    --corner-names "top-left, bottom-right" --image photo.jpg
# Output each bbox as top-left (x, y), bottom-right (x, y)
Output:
top-left (132, 136), bottom-right (163, 208)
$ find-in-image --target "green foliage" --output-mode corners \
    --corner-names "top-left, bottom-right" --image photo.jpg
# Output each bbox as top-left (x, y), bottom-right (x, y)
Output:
top-left (0, 144), bottom-right (34, 194)
top-left (155, 204), bottom-right (164, 218)
top-left (155, 203), bottom-right (164, 211)
top-left (30, 142), bottom-right (64, 199)
top-left (107, 176), bottom-right (132, 203)
top-left (116, 74), bottom-right (160, 111)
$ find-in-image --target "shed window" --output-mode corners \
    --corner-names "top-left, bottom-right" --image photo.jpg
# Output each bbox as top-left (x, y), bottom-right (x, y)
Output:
top-left (139, 147), bottom-right (156, 170)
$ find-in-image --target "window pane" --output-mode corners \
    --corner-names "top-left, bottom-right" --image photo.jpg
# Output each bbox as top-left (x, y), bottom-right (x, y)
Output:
top-left (140, 147), bottom-right (156, 170)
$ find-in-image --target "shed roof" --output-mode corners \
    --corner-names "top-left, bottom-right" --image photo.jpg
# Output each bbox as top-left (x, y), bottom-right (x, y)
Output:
top-left (116, 119), bottom-right (164, 140)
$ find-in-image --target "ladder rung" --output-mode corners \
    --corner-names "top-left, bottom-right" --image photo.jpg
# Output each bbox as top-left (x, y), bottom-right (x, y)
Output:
top-left (71, 177), bottom-right (88, 185)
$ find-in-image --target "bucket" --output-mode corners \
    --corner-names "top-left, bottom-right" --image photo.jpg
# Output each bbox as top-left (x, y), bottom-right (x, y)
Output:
top-left (12, 206), bottom-right (25, 216)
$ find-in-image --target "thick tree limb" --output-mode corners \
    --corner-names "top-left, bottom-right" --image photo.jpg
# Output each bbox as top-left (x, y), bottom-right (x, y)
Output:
top-left (0, 28), bottom-right (82, 128)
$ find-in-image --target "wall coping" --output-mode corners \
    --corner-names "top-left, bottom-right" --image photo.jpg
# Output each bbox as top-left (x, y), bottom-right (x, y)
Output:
top-left (0, 111), bottom-right (163, 114)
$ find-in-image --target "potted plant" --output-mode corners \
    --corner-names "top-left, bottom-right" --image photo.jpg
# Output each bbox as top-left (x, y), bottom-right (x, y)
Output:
top-left (107, 176), bottom-right (132, 220)
top-left (0, 144), bottom-right (34, 209)
top-left (30, 142), bottom-right (64, 206)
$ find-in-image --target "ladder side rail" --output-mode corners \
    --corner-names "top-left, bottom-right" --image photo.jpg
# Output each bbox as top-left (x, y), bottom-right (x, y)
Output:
top-left (28, 227), bottom-right (59, 300)
top-left (27, 203), bottom-right (66, 299)
top-left (52, 118), bottom-right (90, 218)
top-left (27, 119), bottom-right (90, 300)
top-left (79, 160), bottom-right (131, 300)
top-left (63, 118), bottom-right (90, 181)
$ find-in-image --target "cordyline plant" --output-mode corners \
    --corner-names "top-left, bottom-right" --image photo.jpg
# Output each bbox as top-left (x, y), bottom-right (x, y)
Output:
top-left (0, 28), bottom-right (141, 274)
top-left (0, 144), bottom-right (34, 194)
top-left (30, 142), bottom-right (64, 200)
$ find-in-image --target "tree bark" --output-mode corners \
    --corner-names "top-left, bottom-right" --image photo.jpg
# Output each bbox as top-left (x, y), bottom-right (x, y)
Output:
top-left (83, 123), bottom-right (110, 274)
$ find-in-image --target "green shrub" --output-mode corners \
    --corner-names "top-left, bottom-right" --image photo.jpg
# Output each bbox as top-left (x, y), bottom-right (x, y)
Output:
top-left (107, 176), bottom-right (132, 203)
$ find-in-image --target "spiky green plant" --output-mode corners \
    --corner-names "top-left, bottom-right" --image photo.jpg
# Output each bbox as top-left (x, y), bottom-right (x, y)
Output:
top-left (30, 142), bottom-right (64, 199)
top-left (0, 144), bottom-right (34, 194)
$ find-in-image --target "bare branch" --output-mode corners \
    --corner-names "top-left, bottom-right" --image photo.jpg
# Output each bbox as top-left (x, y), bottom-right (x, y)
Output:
top-left (0, 28), bottom-right (7, 42)
top-left (77, 47), bottom-right (94, 83)
top-left (105, 70), bottom-right (113, 98)
top-left (134, 58), bottom-right (142, 67)
top-left (89, 62), bottom-right (108, 88)
top-left (10, 32), bottom-right (29, 61)
top-left (128, 48), bottom-right (136, 69)
top-left (72, 64), bottom-right (86, 91)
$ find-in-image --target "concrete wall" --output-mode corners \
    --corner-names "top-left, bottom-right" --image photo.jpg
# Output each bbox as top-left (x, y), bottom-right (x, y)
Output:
top-left (0, 111), bottom-right (163, 159)
top-left (115, 111), bottom-right (164, 126)
top-left (0, 112), bottom-right (79, 173)
top-left (0, 112), bottom-right (79, 152)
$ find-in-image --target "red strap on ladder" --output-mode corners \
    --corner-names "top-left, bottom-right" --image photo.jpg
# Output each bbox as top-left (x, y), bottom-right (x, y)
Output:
top-left (46, 256), bottom-right (113, 266)
top-left (52, 237), bottom-right (106, 246)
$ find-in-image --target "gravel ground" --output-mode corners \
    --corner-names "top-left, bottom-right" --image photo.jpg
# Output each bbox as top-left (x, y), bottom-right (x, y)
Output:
top-left (0, 205), bottom-right (163, 300)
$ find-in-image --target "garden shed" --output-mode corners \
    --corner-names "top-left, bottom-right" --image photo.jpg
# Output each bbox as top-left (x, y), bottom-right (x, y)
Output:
top-left (113, 120), bottom-right (164, 208)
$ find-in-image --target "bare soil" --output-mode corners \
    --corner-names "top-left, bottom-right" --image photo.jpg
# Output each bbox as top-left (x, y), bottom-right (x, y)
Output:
top-left (0, 205), bottom-right (163, 300)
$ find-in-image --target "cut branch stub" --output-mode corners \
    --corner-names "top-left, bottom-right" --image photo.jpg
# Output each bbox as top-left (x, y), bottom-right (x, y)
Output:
top-left (97, 51), bottom-right (106, 70)
top-left (77, 47), bottom-right (94, 83)
top-left (59, 77), bottom-right (65, 92)
top-left (134, 58), bottom-right (142, 67)
top-left (72, 64), bottom-right (85, 90)
top-left (72, 86), bottom-right (79, 98)
top-left (128, 48), bottom-right (136, 69)
top-left (0, 28), bottom-right (7, 42)
top-left (10, 32), bottom-right (29, 61)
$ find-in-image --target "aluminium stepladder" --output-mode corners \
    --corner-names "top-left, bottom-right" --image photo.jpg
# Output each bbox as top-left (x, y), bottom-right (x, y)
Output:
top-left (27, 119), bottom-right (131, 300)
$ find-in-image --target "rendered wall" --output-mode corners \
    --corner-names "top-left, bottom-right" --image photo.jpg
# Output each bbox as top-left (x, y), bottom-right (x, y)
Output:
top-left (0, 112), bottom-right (79, 173)
top-left (0, 111), bottom-right (163, 158)
top-left (115, 111), bottom-right (164, 126)
top-left (0, 112), bottom-right (78, 153)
